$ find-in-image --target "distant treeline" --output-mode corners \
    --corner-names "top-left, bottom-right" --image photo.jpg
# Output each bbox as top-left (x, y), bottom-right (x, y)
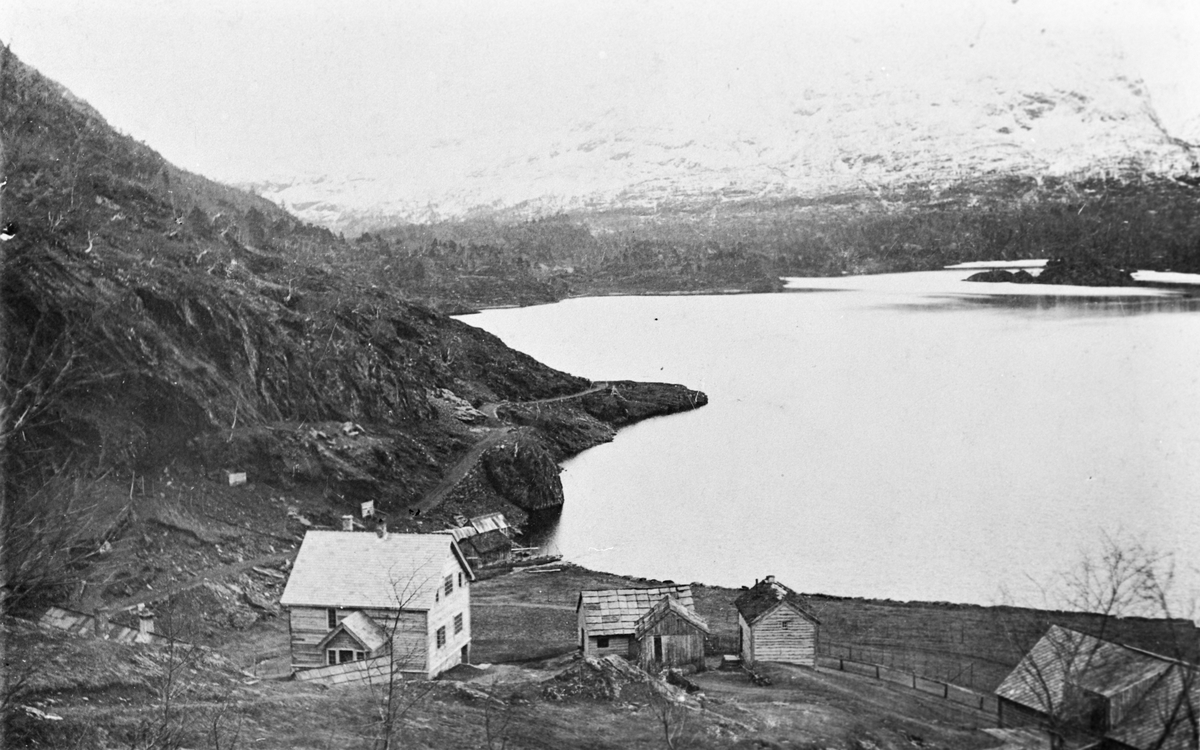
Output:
top-left (267, 174), bottom-right (1200, 309)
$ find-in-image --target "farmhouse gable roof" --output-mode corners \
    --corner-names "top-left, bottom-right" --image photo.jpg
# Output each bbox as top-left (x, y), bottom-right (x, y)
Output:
top-left (317, 610), bottom-right (390, 652)
top-left (280, 531), bottom-right (473, 611)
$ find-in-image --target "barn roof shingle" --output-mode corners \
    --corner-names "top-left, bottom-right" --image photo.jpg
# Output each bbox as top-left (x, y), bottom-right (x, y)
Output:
top-left (280, 531), bottom-right (473, 611)
top-left (996, 625), bottom-right (1197, 750)
top-left (577, 585), bottom-right (694, 637)
top-left (734, 577), bottom-right (819, 626)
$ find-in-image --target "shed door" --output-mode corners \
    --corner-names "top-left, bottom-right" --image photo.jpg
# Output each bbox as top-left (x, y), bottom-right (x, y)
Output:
top-left (654, 636), bottom-right (663, 662)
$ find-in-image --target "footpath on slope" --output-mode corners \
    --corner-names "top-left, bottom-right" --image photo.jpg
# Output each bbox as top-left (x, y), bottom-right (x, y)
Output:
top-left (418, 382), bottom-right (612, 513)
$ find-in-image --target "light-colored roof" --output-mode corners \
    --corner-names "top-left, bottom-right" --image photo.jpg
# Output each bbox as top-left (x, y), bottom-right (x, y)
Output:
top-left (435, 526), bottom-right (478, 543)
top-left (470, 512), bottom-right (510, 535)
top-left (280, 531), bottom-right (473, 610)
top-left (577, 585), bottom-right (694, 637)
top-left (318, 610), bottom-right (390, 652)
top-left (634, 596), bottom-right (710, 637)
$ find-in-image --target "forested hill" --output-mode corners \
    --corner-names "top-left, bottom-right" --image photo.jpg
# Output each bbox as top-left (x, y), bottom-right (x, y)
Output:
top-left (353, 173), bottom-right (1200, 306)
top-left (0, 49), bottom-right (705, 611)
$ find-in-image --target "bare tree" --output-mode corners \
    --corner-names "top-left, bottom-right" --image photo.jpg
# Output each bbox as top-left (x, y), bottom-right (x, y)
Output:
top-left (363, 558), bottom-right (440, 750)
top-left (481, 677), bottom-right (517, 750)
top-left (1001, 534), bottom-right (1198, 750)
top-left (644, 678), bottom-right (696, 750)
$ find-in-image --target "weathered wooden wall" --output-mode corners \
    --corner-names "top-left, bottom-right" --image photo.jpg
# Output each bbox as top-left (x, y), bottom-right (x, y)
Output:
top-left (288, 606), bottom-right (427, 671)
top-left (997, 696), bottom-right (1046, 728)
top-left (631, 612), bottom-right (706, 671)
top-left (586, 634), bottom-right (633, 658)
top-left (746, 604), bottom-right (817, 667)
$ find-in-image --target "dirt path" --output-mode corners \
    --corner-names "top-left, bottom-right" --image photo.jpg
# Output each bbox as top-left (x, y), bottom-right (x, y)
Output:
top-left (413, 426), bottom-right (515, 513)
top-left (106, 551), bottom-right (295, 613)
top-left (478, 382), bottom-right (610, 418)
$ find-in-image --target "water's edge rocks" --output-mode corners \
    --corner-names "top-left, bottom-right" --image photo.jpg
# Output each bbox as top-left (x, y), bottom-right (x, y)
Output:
top-left (965, 256), bottom-right (1136, 286)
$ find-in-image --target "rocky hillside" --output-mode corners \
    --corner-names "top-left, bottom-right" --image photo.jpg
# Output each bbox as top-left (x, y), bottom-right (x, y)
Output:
top-left (0, 49), bottom-right (705, 610)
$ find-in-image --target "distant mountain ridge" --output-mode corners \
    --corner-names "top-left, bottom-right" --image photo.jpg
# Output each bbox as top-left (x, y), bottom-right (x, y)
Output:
top-left (243, 45), bottom-right (1200, 235)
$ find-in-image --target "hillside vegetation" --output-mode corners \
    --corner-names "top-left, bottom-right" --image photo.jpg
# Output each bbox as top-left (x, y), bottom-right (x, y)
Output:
top-left (316, 175), bottom-right (1200, 308)
top-left (0, 47), bottom-right (705, 618)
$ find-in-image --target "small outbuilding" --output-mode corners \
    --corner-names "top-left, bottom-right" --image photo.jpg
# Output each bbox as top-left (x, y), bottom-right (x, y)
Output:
top-left (630, 595), bottom-right (710, 672)
top-left (577, 585), bottom-right (701, 666)
top-left (280, 530), bottom-right (474, 679)
top-left (734, 575), bottom-right (820, 668)
top-left (996, 625), bottom-right (1199, 750)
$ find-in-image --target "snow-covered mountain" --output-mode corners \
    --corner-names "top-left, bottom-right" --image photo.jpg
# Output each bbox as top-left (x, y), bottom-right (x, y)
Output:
top-left (242, 10), bottom-right (1199, 234)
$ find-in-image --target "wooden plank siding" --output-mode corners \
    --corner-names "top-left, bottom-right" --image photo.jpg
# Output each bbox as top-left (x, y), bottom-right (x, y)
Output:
top-left (631, 610), bottom-right (706, 672)
top-left (586, 635), bottom-right (633, 658)
top-left (739, 612), bottom-right (753, 666)
top-left (997, 696), bottom-right (1047, 728)
top-left (289, 606), bottom-right (428, 673)
top-left (745, 603), bottom-right (817, 667)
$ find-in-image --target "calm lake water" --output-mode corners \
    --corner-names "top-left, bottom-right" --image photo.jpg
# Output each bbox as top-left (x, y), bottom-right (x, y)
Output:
top-left (461, 271), bottom-right (1200, 608)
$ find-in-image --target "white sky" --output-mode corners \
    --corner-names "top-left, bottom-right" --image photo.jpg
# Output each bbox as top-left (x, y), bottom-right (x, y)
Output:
top-left (2, 0), bottom-right (1198, 184)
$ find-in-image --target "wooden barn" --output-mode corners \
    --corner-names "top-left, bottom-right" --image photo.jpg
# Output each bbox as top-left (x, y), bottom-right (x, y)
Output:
top-left (996, 626), bottom-right (1199, 750)
top-left (279, 530), bottom-right (474, 679)
top-left (734, 575), bottom-right (820, 668)
top-left (576, 584), bottom-right (699, 664)
top-left (630, 595), bottom-right (710, 672)
top-left (459, 528), bottom-right (513, 568)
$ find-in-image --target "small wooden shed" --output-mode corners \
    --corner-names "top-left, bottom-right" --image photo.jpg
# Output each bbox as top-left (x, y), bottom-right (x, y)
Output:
top-left (630, 596), bottom-right (710, 672)
top-left (734, 575), bottom-right (820, 668)
top-left (576, 584), bottom-right (695, 660)
top-left (995, 625), bottom-right (1199, 750)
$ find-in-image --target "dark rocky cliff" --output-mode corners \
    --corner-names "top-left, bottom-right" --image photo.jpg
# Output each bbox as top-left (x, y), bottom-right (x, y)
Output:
top-left (0, 49), bottom-right (706, 575)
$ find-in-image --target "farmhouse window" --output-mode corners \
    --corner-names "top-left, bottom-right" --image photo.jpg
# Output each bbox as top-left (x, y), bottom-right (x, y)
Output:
top-left (437, 626), bottom-right (447, 648)
top-left (328, 649), bottom-right (364, 665)
top-left (454, 613), bottom-right (463, 634)
top-left (781, 620), bottom-right (791, 630)
top-left (597, 636), bottom-right (609, 648)
top-left (444, 575), bottom-right (454, 596)
top-left (327, 608), bottom-right (338, 629)
top-left (458, 572), bottom-right (463, 587)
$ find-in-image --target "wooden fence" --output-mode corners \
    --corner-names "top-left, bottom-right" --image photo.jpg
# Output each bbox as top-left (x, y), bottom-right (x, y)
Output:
top-left (817, 651), bottom-right (998, 715)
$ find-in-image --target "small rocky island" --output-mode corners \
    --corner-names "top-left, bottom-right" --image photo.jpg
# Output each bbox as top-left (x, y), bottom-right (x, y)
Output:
top-left (965, 256), bottom-right (1137, 286)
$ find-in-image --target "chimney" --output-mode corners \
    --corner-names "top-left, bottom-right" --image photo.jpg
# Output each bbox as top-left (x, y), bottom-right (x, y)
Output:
top-left (342, 515), bottom-right (354, 531)
top-left (764, 575), bottom-right (775, 583)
